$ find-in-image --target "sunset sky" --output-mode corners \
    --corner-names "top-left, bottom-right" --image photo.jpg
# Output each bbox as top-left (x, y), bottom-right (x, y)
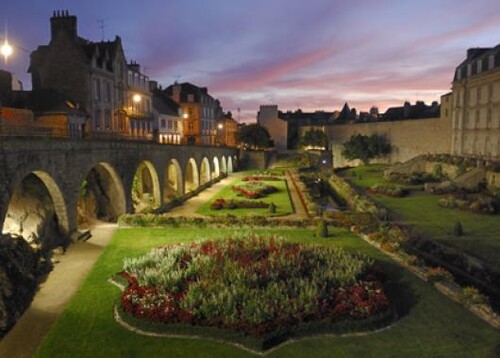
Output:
top-left (1, 0), bottom-right (500, 121)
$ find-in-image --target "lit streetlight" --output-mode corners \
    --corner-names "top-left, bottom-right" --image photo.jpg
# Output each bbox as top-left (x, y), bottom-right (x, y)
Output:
top-left (1, 39), bottom-right (13, 64)
top-left (132, 94), bottom-right (142, 103)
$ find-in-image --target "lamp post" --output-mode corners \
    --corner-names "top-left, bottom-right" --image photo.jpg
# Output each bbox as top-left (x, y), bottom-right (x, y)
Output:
top-left (1, 39), bottom-right (13, 65)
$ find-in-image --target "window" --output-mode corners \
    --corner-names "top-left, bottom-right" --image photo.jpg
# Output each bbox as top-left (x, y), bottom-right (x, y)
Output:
top-left (94, 109), bottom-right (101, 129)
top-left (467, 63), bottom-right (472, 77)
top-left (477, 59), bottom-right (482, 73)
top-left (94, 78), bottom-right (101, 100)
top-left (104, 111), bottom-right (111, 129)
top-left (105, 82), bottom-right (111, 102)
top-left (456, 68), bottom-right (462, 80)
top-left (188, 94), bottom-right (194, 103)
top-left (489, 55), bottom-right (495, 70)
top-left (161, 119), bottom-right (166, 128)
top-left (189, 122), bottom-right (193, 131)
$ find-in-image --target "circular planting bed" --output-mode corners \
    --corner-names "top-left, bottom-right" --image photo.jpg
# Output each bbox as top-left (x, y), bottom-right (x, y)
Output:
top-left (115, 235), bottom-right (394, 351)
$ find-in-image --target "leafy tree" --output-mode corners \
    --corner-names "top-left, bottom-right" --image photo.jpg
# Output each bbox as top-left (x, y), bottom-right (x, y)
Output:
top-left (236, 123), bottom-right (272, 149)
top-left (342, 134), bottom-right (391, 165)
top-left (301, 129), bottom-right (328, 149)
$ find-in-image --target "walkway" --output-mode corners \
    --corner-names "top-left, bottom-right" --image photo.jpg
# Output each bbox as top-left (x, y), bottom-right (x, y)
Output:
top-left (0, 223), bottom-right (117, 358)
top-left (165, 172), bottom-right (245, 216)
top-left (0, 171), bottom-right (308, 357)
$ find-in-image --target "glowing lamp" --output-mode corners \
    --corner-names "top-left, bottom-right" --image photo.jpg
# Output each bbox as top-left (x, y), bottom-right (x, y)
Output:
top-left (132, 94), bottom-right (142, 103)
top-left (1, 40), bottom-right (13, 60)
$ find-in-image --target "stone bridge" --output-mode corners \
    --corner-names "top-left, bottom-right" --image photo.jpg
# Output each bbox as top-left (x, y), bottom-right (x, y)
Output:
top-left (0, 138), bottom-right (238, 248)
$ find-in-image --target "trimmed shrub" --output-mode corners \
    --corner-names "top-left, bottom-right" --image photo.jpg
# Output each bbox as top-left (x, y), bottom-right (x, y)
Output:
top-left (317, 220), bottom-right (328, 238)
top-left (453, 221), bottom-right (464, 237)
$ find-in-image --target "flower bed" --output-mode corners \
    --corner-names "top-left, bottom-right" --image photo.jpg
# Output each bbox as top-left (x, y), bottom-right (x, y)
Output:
top-left (232, 181), bottom-right (278, 199)
top-left (437, 193), bottom-right (498, 214)
top-left (241, 175), bottom-right (281, 181)
top-left (367, 184), bottom-right (408, 198)
top-left (117, 235), bottom-right (392, 349)
top-left (210, 198), bottom-right (269, 210)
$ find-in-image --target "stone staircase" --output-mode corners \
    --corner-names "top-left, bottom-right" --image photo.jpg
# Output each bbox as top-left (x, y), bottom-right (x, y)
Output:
top-left (454, 167), bottom-right (487, 190)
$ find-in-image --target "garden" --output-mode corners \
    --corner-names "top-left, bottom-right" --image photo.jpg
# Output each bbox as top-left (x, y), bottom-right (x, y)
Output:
top-left (117, 234), bottom-right (392, 350)
top-left (196, 173), bottom-right (293, 216)
top-left (35, 226), bottom-right (500, 357)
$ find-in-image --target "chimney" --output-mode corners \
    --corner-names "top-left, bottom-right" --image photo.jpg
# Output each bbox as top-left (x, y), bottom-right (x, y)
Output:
top-left (50, 10), bottom-right (78, 42)
top-left (128, 61), bottom-right (140, 73)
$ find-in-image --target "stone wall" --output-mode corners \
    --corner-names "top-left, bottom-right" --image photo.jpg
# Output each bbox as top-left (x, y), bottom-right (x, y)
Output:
top-left (0, 138), bottom-right (238, 245)
top-left (327, 116), bottom-right (452, 168)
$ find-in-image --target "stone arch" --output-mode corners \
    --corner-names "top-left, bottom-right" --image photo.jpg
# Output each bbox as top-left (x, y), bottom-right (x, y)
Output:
top-left (221, 155), bottom-right (227, 174)
top-left (185, 158), bottom-right (199, 193)
top-left (200, 157), bottom-right (211, 185)
top-left (228, 156), bottom-right (234, 173)
top-left (164, 159), bottom-right (183, 201)
top-left (78, 162), bottom-right (126, 227)
top-left (132, 161), bottom-right (161, 212)
top-left (2, 170), bottom-right (69, 248)
top-left (212, 157), bottom-right (220, 179)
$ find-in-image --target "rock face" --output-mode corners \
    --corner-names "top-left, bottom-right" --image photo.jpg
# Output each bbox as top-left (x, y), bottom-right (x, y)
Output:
top-left (0, 234), bottom-right (51, 338)
top-left (2, 174), bottom-right (61, 249)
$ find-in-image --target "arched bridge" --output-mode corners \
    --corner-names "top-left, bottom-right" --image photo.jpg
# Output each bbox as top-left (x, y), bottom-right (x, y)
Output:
top-left (0, 138), bottom-right (238, 248)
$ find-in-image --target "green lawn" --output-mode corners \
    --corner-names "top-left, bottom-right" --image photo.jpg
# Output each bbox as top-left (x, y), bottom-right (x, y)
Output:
top-left (339, 165), bottom-right (500, 266)
top-left (36, 227), bottom-right (500, 357)
top-left (196, 176), bottom-right (293, 216)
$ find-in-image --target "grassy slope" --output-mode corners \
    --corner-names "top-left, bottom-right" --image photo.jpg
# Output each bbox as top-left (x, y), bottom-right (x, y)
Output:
top-left (341, 165), bottom-right (500, 266)
top-left (196, 177), bottom-right (293, 216)
top-left (36, 227), bottom-right (500, 357)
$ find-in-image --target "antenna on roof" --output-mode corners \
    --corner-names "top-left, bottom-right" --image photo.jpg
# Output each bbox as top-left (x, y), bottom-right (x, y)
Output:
top-left (174, 75), bottom-right (181, 84)
top-left (97, 18), bottom-right (107, 41)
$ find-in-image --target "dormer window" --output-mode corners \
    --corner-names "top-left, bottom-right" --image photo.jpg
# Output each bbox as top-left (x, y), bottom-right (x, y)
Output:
top-left (489, 55), bottom-right (494, 70)
top-left (477, 59), bottom-right (482, 73)
top-left (467, 63), bottom-right (472, 77)
top-left (456, 68), bottom-right (462, 80)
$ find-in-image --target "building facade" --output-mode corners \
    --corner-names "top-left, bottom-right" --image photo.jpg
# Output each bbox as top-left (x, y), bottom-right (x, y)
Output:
top-left (257, 105), bottom-right (288, 151)
top-left (451, 45), bottom-right (500, 158)
top-left (29, 11), bottom-right (153, 140)
top-left (165, 82), bottom-right (221, 145)
top-left (216, 113), bottom-right (238, 147)
top-left (152, 86), bottom-right (183, 144)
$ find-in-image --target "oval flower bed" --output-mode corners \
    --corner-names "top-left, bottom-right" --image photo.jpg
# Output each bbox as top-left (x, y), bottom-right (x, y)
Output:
top-left (116, 235), bottom-right (393, 351)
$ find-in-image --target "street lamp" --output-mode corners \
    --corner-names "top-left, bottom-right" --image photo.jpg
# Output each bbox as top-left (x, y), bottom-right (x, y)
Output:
top-left (1, 39), bottom-right (13, 64)
top-left (132, 94), bottom-right (142, 103)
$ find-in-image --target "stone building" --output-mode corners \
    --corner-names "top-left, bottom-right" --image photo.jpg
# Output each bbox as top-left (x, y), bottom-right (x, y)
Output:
top-left (164, 82), bottom-right (221, 145)
top-left (216, 112), bottom-right (238, 147)
top-left (451, 45), bottom-right (500, 158)
top-left (151, 86), bottom-right (183, 144)
top-left (257, 105), bottom-right (288, 151)
top-left (126, 62), bottom-right (153, 140)
top-left (29, 11), bottom-right (132, 138)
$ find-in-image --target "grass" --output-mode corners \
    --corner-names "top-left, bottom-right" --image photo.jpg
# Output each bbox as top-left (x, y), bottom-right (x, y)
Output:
top-left (339, 165), bottom-right (500, 266)
top-left (196, 176), bottom-right (293, 216)
top-left (36, 227), bottom-right (500, 357)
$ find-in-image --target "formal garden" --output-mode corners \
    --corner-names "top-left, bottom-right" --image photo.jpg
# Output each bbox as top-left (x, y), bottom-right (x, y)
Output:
top-left (196, 173), bottom-right (293, 216)
top-left (29, 159), bottom-right (500, 356)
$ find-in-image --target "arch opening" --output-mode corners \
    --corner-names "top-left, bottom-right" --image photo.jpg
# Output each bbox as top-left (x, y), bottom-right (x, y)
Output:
top-left (2, 171), bottom-right (68, 249)
top-left (164, 159), bottom-right (183, 201)
top-left (185, 158), bottom-right (199, 192)
top-left (131, 161), bottom-right (161, 213)
top-left (77, 162), bottom-right (126, 228)
top-left (212, 157), bottom-right (220, 179)
top-left (228, 156), bottom-right (234, 173)
top-left (200, 157), bottom-right (211, 185)
top-left (221, 155), bottom-right (227, 174)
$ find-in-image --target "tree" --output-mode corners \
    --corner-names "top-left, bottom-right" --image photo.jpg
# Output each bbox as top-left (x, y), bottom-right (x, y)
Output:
top-left (301, 129), bottom-right (328, 149)
top-left (236, 123), bottom-right (272, 149)
top-left (342, 134), bottom-right (391, 165)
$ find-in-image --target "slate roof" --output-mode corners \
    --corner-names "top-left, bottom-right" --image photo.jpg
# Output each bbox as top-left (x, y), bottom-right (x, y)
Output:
top-left (453, 44), bottom-right (500, 81)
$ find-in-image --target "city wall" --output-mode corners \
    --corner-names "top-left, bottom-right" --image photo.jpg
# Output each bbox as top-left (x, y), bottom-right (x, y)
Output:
top-left (324, 116), bottom-right (452, 167)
